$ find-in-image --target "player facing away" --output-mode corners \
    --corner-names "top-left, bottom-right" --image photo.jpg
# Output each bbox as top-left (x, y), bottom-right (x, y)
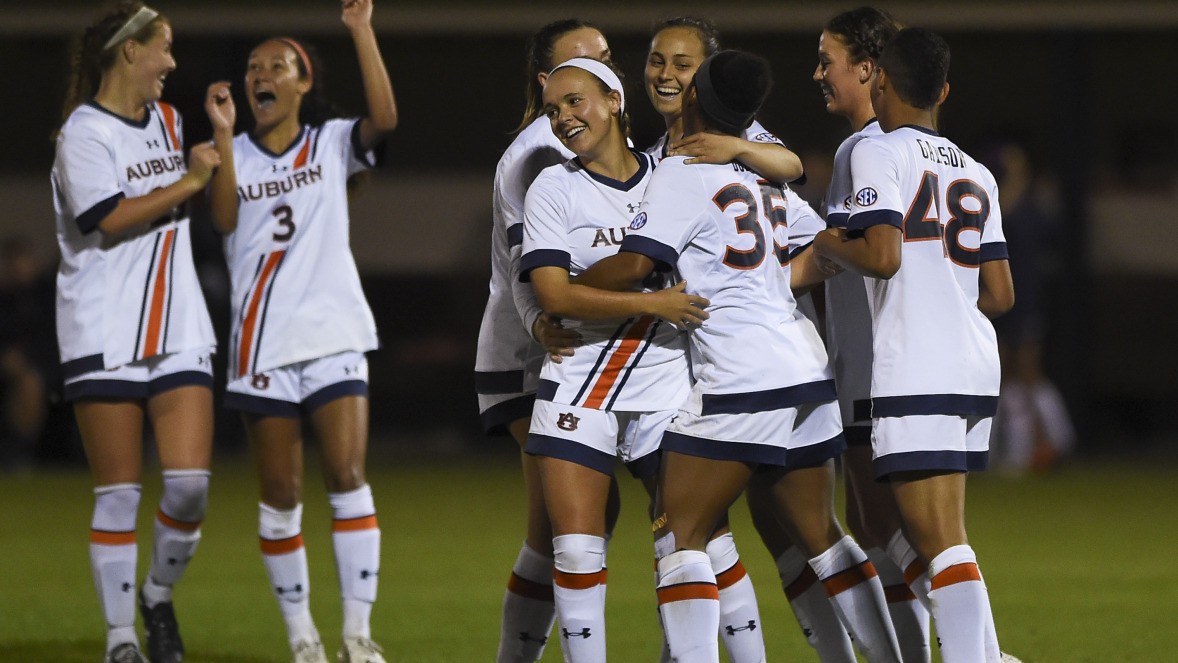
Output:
top-left (518, 57), bottom-right (711, 663)
top-left (813, 27), bottom-right (1015, 663)
top-left (205, 1), bottom-right (397, 661)
top-left (813, 8), bottom-right (936, 662)
top-left (474, 19), bottom-right (625, 663)
top-left (52, 4), bottom-right (221, 662)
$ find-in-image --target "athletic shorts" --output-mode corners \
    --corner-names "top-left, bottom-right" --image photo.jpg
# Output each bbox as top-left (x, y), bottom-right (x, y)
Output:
top-left (788, 400), bottom-right (847, 469)
top-left (525, 400), bottom-right (669, 478)
top-left (224, 351), bottom-right (368, 418)
top-left (872, 414), bottom-right (992, 479)
top-left (63, 346), bottom-right (214, 402)
top-left (660, 406), bottom-right (799, 468)
top-left (476, 368), bottom-right (540, 437)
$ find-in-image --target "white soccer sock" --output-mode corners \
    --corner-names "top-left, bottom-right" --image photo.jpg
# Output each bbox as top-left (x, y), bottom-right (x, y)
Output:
top-left (656, 548), bottom-right (720, 663)
top-left (259, 502), bottom-right (319, 648)
top-left (143, 469), bottom-right (209, 607)
top-left (867, 546), bottom-right (930, 663)
top-left (498, 542), bottom-right (556, 663)
top-left (91, 483), bottom-right (141, 653)
top-left (329, 485), bottom-right (380, 640)
top-left (810, 536), bottom-right (902, 662)
top-left (887, 530), bottom-right (931, 612)
top-left (706, 534), bottom-right (765, 663)
top-left (552, 534), bottom-right (607, 663)
top-left (775, 546), bottom-right (855, 662)
top-left (927, 545), bottom-right (997, 663)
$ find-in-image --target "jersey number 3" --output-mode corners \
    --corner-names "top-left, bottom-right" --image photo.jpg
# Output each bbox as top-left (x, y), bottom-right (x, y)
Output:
top-left (903, 172), bottom-right (989, 268)
top-left (272, 204), bottom-right (296, 242)
top-left (714, 181), bottom-right (790, 270)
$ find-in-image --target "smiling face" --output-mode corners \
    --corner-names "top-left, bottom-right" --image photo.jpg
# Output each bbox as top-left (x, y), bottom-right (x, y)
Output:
top-left (645, 26), bottom-right (708, 121)
top-left (131, 22), bottom-right (175, 103)
top-left (542, 67), bottom-right (621, 160)
top-left (813, 30), bottom-right (870, 121)
top-left (245, 40), bottom-right (310, 131)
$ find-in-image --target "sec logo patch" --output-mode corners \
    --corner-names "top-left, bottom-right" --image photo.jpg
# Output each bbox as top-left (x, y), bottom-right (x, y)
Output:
top-left (629, 212), bottom-right (648, 230)
top-left (753, 132), bottom-right (778, 143)
top-left (855, 187), bottom-right (878, 207)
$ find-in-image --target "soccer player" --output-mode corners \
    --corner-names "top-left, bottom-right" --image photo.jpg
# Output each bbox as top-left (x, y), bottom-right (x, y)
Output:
top-left (52, 4), bottom-right (219, 662)
top-left (474, 19), bottom-right (623, 663)
top-left (812, 8), bottom-right (935, 662)
top-left (518, 57), bottom-right (710, 663)
top-left (813, 27), bottom-right (1015, 663)
top-left (205, 1), bottom-right (397, 661)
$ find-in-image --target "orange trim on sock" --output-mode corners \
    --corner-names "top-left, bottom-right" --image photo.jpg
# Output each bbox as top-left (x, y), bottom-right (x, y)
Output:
top-left (156, 509), bottom-right (201, 532)
top-left (90, 529), bottom-right (136, 545)
top-left (884, 583), bottom-right (918, 603)
top-left (507, 572), bottom-right (555, 602)
top-left (822, 561), bottom-right (879, 597)
top-left (553, 568), bottom-right (606, 590)
top-left (784, 566), bottom-right (819, 600)
top-left (903, 558), bottom-right (928, 586)
top-left (715, 561), bottom-right (748, 590)
top-left (260, 534), bottom-right (304, 555)
top-left (600, 567), bottom-right (608, 585)
top-left (657, 581), bottom-right (720, 605)
top-left (930, 562), bottom-right (982, 590)
top-left (332, 515), bottom-right (378, 532)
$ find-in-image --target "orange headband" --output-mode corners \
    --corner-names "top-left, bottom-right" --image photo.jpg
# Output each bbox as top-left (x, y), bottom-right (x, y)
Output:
top-left (276, 37), bottom-right (313, 88)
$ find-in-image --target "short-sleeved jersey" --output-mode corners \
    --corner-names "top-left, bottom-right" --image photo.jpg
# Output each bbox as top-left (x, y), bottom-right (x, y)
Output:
top-left (822, 119), bottom-right (883, 425)
top-left (847, 126), bottom-right (1008, 416)
top-left (52, 101), bottom-right (215, 376)
top-left (620, 158), bottom-right (833, 413)
top-left (223, 118), bottom-right (378, 378)
top-left (474, 117), bottom-right (573, 395)
top-left (519, 151), bottom-right (689, 412)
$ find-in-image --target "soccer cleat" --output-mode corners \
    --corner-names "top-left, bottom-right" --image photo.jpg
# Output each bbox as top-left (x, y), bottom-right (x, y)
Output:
top-left (292, 639), bottom-right (330, 663)
top-left (138, 589), bottom-right (184, 662)
top-left (337, 636), bottom-right (387, 663)
top-left (106, 643), bottom-right (150, 663)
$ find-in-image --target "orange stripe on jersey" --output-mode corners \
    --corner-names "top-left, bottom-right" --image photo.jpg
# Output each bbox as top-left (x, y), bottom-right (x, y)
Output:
top-left (582, 316), bottom-right (654, 409)
top-left (903, 558), bottom-right (929, 587)
top-left (156, 509), bottom-right (201, 532)
top-left (158, 103), bottom-right (181, 151)
top-left (90, 529), bottom-right (136, 545)
top-left (237, 250), bottom-right (285, 377)
top-left (884, 583), bottom-right (918, 603)
top-left (141, 228), bottom-right (176, 359)
top-left (784, 566), bottom-right (819, 600)
top-left (260, 534), bottom-right (304, 556)
top-left (822, 561), bottom-right (878, 597)
top-left (715, 561), bottom-right (748, 590)
top-left (293, 134), bottom-right (311, 170)
top-left (657, 581), bottom-right (719, 605)
top-left (553, 569), bottom-right (606, 590)
top-left (332, 515), bottom-right (378, 532)
top-left (930, 562), bottom-right (982, 590)
top-left (507, 573), bottom-right (555, 602)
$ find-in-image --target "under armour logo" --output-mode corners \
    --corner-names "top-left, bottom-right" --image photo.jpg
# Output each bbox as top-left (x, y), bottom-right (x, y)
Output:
top-left (344, 365), bottom-right (360, 376)
top-left (360, 569), bottom-right (379, 580)
top-left (725, 620), bottom-right (757, 635)
top-left (669, 415), bottom-right (679, 425)
top-left (562, 627), bottom-right (592, 639)
top-left (272, 164), bottom-right (290, 173)
top-left (275, 583), bottom-right (304, 595)
top-left (251, 374), bottom-right (271, 390)
top-left (802, 627), bottom-right (813, 638)
top-left (626, 202), bottom-right (642, 213)
top-left (166, 556), bottom-right (191, 566)
top-left (146, 139), bottom-right (160, 149)
top-left (121, 582), bottom-right (133, 592)
top-left (518, 632), bottom-right (548, 644)
top-left (557, 412), bottom-right (580, 432)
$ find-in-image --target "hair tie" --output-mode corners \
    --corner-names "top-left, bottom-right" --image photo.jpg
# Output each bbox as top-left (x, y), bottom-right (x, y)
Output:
top-left (276, 37), bottom-right (314, 88)
top-left (550, 57), bottom-right (624, 113)
top-left (103, 5), bottom-right (159, 51)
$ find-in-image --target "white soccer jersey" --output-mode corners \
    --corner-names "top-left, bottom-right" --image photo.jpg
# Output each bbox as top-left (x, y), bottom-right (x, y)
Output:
top-left (474, 117), bottom-right (573, 398)
top-left (223, 118), bottom-right (378, 378)
top-left (52, 101), bottom-right (215, 377)
top-left (619, 157), bottom-right (833, 414)
top-left (847, 126), bottom-right (1008, 416)
top-left (519, 151), bottom-right (689, 412)
top-left (823, 120), bottom-right (884, 426)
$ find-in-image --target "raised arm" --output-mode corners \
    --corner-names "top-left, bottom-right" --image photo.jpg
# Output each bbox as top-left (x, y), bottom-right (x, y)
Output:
top-left (205, 81), bottom-right (239, 234)
top-left (342, 0), bottom-right (398, 149)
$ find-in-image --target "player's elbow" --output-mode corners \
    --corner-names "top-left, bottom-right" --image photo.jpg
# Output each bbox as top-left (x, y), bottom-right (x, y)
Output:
top-left (979, 287), bottom-right (1015, 319)
top-left (865, 253), bottom-right (900, 279)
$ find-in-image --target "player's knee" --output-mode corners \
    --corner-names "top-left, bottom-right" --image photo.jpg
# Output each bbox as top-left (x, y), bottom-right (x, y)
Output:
top-left (160, 469), bottom-right (210, 522)
top-left (260, 474), bottom-right (302, 510)
top-left (323, 465), bottom-right (365, 494)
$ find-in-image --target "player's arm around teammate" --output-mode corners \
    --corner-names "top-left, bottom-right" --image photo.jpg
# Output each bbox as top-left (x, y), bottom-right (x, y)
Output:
top-left (52, 4), bottom-right (220, 662)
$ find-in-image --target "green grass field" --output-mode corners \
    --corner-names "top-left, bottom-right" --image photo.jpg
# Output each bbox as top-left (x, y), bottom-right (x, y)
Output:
top-left (1, 454), bottom-right (1175, 662)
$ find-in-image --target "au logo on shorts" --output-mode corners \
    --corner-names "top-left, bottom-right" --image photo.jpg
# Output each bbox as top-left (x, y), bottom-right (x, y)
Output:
top-left (251, 373), bottom-right (271, 390)
top-left (855, 187), bottom-right (878, 207)
top-left (629, 212), bottom-right (648, 230)
top-left (557, 412), bottom-right (580, 431)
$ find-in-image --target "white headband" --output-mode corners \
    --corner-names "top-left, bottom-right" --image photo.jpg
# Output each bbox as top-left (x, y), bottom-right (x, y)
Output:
top-left (550, 57), bottom-right (625, 113)
top-left (103, 6), bottom-right (160, 51)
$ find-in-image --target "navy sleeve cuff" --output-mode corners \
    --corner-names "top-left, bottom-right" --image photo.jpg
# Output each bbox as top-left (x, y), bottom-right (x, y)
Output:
top-left (507, 223), bottom-right (523, 248)
top-left (350, 119), bottom-right (381, 168)
top-left (980, 241), bottom-right (1009, 262)
top-left (519, 249), bottom-right (570, 282)
top-left (75, 192), bottom-right (124, 235)
top-left (788, 240), bottom-right (814, 262)
top-left (826, 212), bottom-right (850, 229)
top-left (619, 235), bottom-right (679, 272)
top-left (846, 209), bottom-right (901, 239)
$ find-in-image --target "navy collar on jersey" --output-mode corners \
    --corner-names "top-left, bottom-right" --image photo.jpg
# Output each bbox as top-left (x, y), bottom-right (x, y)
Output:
top-left (249, 125), bottom-right (309, 159)
top-left (898, 123), bottom-right (940, 137)
top-left (573, 149), bottom-right (650, 192)
top-left (85, 100), bottom-right (153, 129)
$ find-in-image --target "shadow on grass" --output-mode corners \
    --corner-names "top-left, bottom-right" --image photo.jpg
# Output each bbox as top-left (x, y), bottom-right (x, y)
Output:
top-left (0, 640), bottom-right (276, 663)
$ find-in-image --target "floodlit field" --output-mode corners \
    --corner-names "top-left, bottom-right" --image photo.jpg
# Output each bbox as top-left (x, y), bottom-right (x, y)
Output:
top-left (1, 454), bottom-right (1174, 662)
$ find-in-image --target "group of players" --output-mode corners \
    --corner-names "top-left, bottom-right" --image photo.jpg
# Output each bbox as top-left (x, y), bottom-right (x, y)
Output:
top-left (53, 1), bottom-right (395, 662)
top-left (476, 7), bottom-right (1016, 663)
